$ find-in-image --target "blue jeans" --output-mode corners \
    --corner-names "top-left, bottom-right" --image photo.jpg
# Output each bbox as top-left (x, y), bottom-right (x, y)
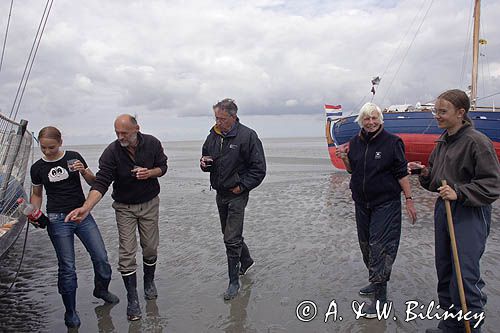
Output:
top-left (47, 213), bottom-right (112, 295)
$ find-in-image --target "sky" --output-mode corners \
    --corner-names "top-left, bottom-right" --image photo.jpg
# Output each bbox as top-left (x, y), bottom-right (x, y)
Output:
top-left (0, 0), bottom-right (499, 145)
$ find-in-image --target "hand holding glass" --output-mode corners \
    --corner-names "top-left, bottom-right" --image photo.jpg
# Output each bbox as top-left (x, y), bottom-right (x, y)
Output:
top-left (131, 165), bottom-right (141, 177)
top-left (201, 156), bottom-right (213, 168)
top-left (67, 159), bottom-right (78, 172)
top-left (408, 161), bottom-right (424, 175)
top-left (335, 145), bottom-right (348, 159)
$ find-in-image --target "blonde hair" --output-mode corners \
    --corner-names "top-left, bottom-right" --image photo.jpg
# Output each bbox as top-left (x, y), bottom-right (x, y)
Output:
top-left (355, 102), bottom-right (384, 127)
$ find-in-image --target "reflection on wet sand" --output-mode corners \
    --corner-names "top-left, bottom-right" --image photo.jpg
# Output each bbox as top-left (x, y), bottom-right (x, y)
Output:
top-left (223, 276), bottom-right (253, 333)
top-left (95, 303), bottom-right (116, 332)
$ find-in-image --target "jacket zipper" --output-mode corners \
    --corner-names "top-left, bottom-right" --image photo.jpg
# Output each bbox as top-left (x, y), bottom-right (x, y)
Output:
top-left (218, 136), bottom-right (224, 186)
top-left (362, 141), bottom-right (369, 203)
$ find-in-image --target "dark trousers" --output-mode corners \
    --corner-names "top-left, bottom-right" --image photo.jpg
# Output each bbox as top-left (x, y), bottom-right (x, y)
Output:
top-left (434, 199), bottom-right (490, 331)
top-left (216, 191), bottom-right (250, 262)
top-left (355, 200), bottom-right (402, 284)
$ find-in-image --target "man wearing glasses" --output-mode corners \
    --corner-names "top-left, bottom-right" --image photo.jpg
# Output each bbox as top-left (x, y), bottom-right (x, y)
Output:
top-left (200, 98), bottom-right (266, 300)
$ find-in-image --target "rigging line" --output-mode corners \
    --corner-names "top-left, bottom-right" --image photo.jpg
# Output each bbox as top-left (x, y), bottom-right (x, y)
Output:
top-left (0, 0), bottom-right (14, 75)
top-left (380, 0), bottom-right (435, 106)
top-left (380, 0), bottom-right (428, 80)
top-left (459, 0), bottom-right (474, 88)
top-left (480, 53), bottom-right (485, 99)
top-left (9, 0), bottom-right (51, 119)
top-left (477, 91), bottom-right (500, 101)
top-left (483, 51), bottom-right (492, 101)
top-left (479, 19), bottom-right (492, 101)
top-left (13, 0), bottom-right (54, 121)
top-left (353, 94), bottom-right (368, 115)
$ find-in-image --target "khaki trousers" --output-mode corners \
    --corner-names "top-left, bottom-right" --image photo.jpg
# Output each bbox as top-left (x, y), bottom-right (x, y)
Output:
top-left (112, 196), bottom-right (160, 274)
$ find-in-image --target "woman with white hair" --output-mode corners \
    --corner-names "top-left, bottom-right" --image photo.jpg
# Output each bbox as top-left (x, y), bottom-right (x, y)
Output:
top-left (336, 102), bottom-right (417, 318)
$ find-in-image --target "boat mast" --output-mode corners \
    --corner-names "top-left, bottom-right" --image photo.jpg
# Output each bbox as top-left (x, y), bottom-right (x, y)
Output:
top-left (471, 0), bottom-right (480, 110)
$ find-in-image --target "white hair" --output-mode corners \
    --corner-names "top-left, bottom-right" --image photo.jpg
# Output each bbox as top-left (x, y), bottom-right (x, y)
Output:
top-left (355, 102), bottom-right (384, 127)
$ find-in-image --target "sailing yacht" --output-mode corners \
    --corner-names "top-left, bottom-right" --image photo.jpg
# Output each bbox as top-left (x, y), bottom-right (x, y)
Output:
top-left (325, 0), bottom-right (500, 170)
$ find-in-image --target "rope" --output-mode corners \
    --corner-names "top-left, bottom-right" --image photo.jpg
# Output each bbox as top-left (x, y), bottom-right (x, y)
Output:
top-left (379, 0), bottom-right (427, 82)
top-left (478, 19), bottom-right (492, 103)
top-left (459, 0), bottom-right (474, 88)
top-left (477, 91), bottom-right (500, 101)
top-left (0, 0), bottom-right (14, 75)
top-left (9, 0), bottom-right (54, 121)
top-left (380, 0), bottom-right (435, 106)
top-left (354, 95), bottom-right (368, 114)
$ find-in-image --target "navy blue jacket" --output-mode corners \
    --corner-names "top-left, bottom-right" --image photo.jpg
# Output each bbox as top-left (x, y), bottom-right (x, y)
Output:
top-left (91, 132), bottom-right (168, 204)
top-left (347, 127), bottom-right (408, 207)
top-left (201, 120), bottom-right (266, 193)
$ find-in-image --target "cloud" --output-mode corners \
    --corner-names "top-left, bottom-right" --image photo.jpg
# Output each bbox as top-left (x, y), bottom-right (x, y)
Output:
top-left (0, 0), bottom-right (499, 144)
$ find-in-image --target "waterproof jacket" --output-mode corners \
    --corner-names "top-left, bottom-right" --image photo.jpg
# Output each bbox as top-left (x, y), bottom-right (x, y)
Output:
top-left (347, 127), bottom-right (408, 207)
top-left (201, 120), bottom-right (266, 193)
top-left (419, 123), bottom-right (500, 206)
top-left (91, 132), bottom-right (168, 204)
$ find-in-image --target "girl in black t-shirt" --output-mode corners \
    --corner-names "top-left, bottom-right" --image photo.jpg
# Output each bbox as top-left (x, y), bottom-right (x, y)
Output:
top-left (29, 126), bottom-right (119, 328)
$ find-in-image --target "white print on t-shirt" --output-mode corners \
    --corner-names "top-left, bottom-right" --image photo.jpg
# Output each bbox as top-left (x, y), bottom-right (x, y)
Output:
top-left (48, 166), bottom-right (69, 183)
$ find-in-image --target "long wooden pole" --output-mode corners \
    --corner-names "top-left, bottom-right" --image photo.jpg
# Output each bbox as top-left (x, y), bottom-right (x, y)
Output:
top-left (441, 180), bottom-right (471, 333)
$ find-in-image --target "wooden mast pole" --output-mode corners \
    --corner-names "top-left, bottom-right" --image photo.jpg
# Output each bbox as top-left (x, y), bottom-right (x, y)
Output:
top-left (471, 0), bottom-right (480, 110)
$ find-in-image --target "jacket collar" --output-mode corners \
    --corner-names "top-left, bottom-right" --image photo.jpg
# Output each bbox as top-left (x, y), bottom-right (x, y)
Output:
top-left (436, 123), bottom-right (471, 144)
top-left (212, 119), bottom-right (240, 138)
top-left (114, 131), bottom-right (144, 148)
top-left (358, 124), bottom-right (384, 142)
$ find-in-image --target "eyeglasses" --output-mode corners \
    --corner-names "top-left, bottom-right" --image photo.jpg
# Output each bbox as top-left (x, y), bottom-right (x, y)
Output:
top-left (431, 108), bottom-right (448, 116)
top-left (215, 116), bottom-right (232, 122)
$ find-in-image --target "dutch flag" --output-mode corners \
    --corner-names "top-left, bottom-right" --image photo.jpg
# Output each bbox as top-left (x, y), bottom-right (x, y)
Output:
top-left (324, 104), bottom-right (342, 118)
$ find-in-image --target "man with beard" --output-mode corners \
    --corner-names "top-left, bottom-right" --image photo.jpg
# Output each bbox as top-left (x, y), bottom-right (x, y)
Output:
top-left (67, 114), bottom-right (168, 321)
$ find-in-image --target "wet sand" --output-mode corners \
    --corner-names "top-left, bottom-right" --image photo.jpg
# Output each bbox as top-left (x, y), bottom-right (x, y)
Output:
top-left (1, 137), bottom-right (499, 332)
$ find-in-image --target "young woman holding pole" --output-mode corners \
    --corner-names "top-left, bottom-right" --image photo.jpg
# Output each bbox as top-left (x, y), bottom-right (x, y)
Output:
top-left (410, 89), bottom-right (500, 332)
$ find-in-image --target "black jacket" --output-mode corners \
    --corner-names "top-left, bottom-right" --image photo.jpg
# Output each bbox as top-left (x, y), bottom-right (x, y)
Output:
top-left (347, 127), bottom-right (408, 207)
top-left (201, 120), bottom-right (266, 193)
top-left (91, 132), bottom-right (168, 204)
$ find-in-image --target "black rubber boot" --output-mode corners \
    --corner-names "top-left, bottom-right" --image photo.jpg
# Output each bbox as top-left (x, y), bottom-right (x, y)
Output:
top-left (365, 283), bottom-right (387, 319)
top-left (359, 282), bottom-right (376, 295)
top-left (239, 242), bottom-right (254, 275)
top-left (122, 272), bottom-right (142, 321)
top-left (239, 259), bottom-right (254, 276)
top-left (62, 292), bottom-right (81, 328)
top-left (93, 276), bottom-right (120, 304)
top-left (223, 257), bottom-right (240, 300)
top-left (144, 256), bottom-right (158, 300)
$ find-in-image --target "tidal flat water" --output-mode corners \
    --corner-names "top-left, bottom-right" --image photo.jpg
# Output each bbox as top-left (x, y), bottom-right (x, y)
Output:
top-left (0, 137), bottom-right (499, 332)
